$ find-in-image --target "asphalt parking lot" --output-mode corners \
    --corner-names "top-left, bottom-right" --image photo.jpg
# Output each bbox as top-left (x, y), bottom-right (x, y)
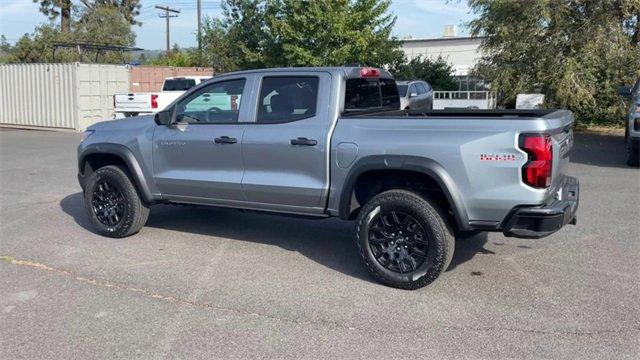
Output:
top-left (1, 128), bottom-right (638, 359)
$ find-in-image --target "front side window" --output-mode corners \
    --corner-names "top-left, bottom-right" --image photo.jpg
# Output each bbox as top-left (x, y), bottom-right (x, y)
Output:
top-left (408, 84), bottom-right (418, 96)
top-left (257, 77), bottom-right (319, 123)
top-left (416, 83), bottom-right (427, 95)
top-left (175, 79), bottom-right (245, 124)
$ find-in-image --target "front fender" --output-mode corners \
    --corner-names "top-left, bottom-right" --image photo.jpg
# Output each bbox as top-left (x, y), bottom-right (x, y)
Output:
top-left (78, 143), bottom-right (156, 203)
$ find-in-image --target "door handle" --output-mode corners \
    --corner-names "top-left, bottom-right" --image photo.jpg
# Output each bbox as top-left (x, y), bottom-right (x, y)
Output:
top-left (214, 136), bottom-right (237, 144)
top-left (290, 137), bottom-right (317, 146)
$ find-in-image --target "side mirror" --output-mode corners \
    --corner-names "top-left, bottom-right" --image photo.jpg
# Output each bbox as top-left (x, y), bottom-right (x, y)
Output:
top-left (409, 92), bottom-right (418, 98)
top-left (618, 86), bottom-right (632, 97)
top-left (154, 109), bottom-right (173, 125)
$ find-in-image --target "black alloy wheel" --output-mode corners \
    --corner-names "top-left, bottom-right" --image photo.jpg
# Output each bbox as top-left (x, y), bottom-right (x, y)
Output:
top-left (368, 210), bottom-right (429, 274)
top-left (91, 179), bottom-right (126, 226)
top-left (83, 165), bottom-right (149, 238)
top-left (356, 190), bottom-right (455, 290)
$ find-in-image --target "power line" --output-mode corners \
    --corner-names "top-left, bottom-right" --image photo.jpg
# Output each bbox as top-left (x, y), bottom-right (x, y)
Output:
top-left (156, 5), bottom-right (180, 52)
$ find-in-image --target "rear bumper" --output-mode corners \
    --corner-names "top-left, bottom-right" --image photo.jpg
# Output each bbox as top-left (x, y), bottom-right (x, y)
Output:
top-left (502, 176), bottom-right (579, 239)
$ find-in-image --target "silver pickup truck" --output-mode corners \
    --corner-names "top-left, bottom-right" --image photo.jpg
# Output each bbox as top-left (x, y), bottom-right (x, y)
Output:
top-left (77, 67), bottom-right (579, 289)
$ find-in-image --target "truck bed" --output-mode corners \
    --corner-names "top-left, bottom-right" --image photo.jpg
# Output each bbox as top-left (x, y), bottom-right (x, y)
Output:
top-left (330, 108), bottom-right (575, 226)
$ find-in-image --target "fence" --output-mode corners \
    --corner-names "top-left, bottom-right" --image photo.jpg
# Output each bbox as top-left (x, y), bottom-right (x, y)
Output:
top-left (0, 63), bottom-right (129, 131)
top-left (433, 91), bottom-right (497, 110)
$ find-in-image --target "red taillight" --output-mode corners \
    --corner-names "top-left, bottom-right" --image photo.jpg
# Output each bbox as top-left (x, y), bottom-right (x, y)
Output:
top-left (151, 94), bottom-right (159, 109)
top-left (360, 67), bottom-right (380, 78)
top-left (519, 134), bottom-right (553, 188)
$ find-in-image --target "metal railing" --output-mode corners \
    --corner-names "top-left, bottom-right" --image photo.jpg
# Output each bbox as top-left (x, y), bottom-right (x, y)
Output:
top-left (433, 91), bottom-right (497, 109)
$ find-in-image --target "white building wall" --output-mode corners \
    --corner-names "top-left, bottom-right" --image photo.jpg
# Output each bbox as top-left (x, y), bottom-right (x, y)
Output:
top-left (400, 37), bottom-right (486, 76)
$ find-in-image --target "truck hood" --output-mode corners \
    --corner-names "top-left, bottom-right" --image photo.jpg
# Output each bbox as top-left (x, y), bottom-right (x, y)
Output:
top-left (87, 115), bottom-right (156, 132)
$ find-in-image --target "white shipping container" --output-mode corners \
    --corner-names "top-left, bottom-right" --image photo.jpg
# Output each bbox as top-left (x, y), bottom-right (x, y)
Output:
top-left (0, 63), bottom-right (129, 131)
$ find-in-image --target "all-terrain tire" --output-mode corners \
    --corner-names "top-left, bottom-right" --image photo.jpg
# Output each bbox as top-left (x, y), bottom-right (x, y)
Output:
top-left (355, 190), bottom-right (455, 290)
top-left (84, 165), bottom-right (149, 238)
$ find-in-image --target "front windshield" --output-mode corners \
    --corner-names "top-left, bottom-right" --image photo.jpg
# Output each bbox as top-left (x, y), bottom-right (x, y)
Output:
top-left (397, 85), bottom-right (408, 97)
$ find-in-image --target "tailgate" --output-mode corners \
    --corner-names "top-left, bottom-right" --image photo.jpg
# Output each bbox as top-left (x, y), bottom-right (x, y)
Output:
top-left (115, 93), bottom-right (152, 112)
top-left (547, 110), bottom-right (575, 190)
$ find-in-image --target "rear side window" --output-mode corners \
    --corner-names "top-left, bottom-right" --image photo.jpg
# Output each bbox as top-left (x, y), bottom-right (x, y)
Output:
top-left (257, 77), bottom-right (319, 123)
top-left (163, 79), bottom-right (197, 91)
top-left (345, 78), bottom-right (399, 112)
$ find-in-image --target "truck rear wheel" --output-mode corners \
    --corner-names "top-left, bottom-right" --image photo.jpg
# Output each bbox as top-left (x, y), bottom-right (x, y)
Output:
top-left (83, 165), bottom-right (149, 238)
top-left (355, 190), bottom-right (455, 290)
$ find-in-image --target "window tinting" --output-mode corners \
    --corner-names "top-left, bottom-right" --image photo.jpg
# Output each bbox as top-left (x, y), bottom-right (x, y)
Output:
top-left (175, 79), bottom-right (245, 124)
top-left (345, 78), bottom-right (399, 111)
top-left (345, 78), bottom-right (380, 110)
top-left (257, 77), bottom-right (319, 123)
top-left (416, 83), bottom-right (427, 95)
top-left (163, 79), bottom-right (197, 91)
top-left (380, 79), bottom-right (400, 108)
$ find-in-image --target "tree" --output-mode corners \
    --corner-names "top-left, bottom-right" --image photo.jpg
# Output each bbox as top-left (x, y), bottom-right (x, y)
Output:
top-left (147, 44), bottom-right (200, 67)
top-left (78, 0), bottom-right (142, 26)
top-left (74, 5), bottom-right (136, 47)
top-left (268, 0), bottom-right (403, 67)
top-left (200, 18), bottom-right (239, 72)
top-left (0, 35), bottom-right (15, 64)
top-left (33, 0), bottom-right (141, 33)
top-left (33, 0), bottom-right (72, 33)
top-left (199, 0), bottom-right (403, 71)
top-left (391, 56), bottom-right (458, 90)
top-left (8, 5), bottom-right (136, 64)
top-left (469, 0), bottom-right (640, 126)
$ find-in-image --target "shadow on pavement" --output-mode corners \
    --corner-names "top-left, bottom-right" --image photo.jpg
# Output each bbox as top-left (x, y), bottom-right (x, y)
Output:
top-left (60, 192), bottom-right (492, 284)
top-left (571, 131), bottom-right (630, 169)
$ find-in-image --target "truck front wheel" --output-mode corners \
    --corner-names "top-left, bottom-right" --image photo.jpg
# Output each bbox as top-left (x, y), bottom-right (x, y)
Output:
top-left (355, 190), bottom-right (455, 290)
top-left (83, 165), bottom-right (150, 238)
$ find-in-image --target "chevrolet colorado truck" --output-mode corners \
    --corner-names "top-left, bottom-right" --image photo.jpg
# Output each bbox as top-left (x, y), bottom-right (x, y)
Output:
top-left (78, 67), bottom-right (579, 289)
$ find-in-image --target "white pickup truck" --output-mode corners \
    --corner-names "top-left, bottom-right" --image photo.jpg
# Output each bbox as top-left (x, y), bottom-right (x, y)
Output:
top-left (114, 76), bottom-right (211, 118)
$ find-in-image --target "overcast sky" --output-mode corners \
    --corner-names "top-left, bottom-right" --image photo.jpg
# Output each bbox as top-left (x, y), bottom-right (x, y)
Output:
top-left (0, 0), bottom-right (477, 50)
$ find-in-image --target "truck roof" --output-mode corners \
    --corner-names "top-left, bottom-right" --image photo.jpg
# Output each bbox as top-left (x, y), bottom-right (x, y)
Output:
top-left (214, 66), bottom-right (394, 80)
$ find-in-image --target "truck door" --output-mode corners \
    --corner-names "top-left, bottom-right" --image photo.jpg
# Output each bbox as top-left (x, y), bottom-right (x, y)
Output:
top-left (241, 73), bottom-right (332, 212)
top-left (153, 77), bottom-right (250, 202)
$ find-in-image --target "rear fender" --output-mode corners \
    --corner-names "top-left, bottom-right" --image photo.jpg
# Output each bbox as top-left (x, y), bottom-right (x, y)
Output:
top-left (338, 155), bottom-right (470, 231)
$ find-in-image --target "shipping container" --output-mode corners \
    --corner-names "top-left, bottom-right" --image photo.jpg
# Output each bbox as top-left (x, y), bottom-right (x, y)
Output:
top-left (0, 63), bottom-right (129, 131)
top-left (129, 66), bottom-right (214, 92)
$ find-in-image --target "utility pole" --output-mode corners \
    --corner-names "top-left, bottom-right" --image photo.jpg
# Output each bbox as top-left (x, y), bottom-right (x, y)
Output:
top-left (197, 0), bottom-right (202, 50)
top-left (156, 5), bottom-right (180, 53)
